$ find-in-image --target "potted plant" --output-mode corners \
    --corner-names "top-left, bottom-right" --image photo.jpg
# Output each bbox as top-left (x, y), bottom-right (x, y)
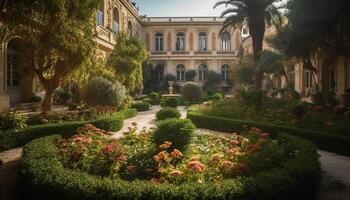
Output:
top-left (30, 95), bottom-right (43, 111)
top-left (342, 88), bottom-right (350, 107)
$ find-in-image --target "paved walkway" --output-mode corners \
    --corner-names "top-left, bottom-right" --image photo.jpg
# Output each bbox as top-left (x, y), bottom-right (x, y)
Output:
top-left (1, 106), bottom-right (350, 200)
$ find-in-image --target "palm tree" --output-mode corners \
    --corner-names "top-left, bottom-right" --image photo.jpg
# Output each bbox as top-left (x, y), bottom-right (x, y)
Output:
top-left (214, 0), bottom-right (282, 88)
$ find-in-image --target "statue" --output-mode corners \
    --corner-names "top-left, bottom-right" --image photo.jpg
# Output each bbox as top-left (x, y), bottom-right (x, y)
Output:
top-left (168, 81), bottom-right (174, 95)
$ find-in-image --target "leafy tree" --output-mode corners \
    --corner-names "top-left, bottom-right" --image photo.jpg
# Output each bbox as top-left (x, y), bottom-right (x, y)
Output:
top-left (215, 0), bottom-right (283, 88)
top-left (274, 0), bottom-right (350, 81)
top-left (185, 70), bottom-right (198, 81)
top-left (1, 0), bottom-right (100, 111)
top-left (106, 33), bottom-right (148, 96)
top-left (203, 71), bottom-right (222, 92)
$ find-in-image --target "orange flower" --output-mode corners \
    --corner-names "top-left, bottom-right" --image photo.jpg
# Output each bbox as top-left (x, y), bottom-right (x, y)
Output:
top-left (225, 147), bottom-right (239, 155)
top-left (170, 149), bottom-right (183, 159)
top-left (102, 144), bottom-right (115, 154)
top-left (236, 163), bottom-right (247, 175)
top-left (159, 141), bottom-right (172, 150)
top-left (153, 151), bottom-right (170, 162)
top-left (211, 154), bottom-right (222, 163)
top-left (187, 161), bottom-right (206, 172)
top-left (116, 155), bottom-right (126, 161)
top-left (221, 160), bottom-right (233, 170)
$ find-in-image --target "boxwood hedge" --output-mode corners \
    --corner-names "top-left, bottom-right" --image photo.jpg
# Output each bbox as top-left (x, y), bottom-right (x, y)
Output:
top-left (20, 133), bottom-right (320, 200)
top-left (187, 110), bottom-right (350, 156)
top-left (0, 109), bottom-right (137, 150)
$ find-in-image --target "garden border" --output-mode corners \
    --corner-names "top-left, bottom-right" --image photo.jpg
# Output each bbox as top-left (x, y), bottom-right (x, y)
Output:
top-left (0, 109), bottom-right (137, 150)
top-left (187, 110), bottom-right (350, 155)
top-left (20, 133), bottom-right (320, 200)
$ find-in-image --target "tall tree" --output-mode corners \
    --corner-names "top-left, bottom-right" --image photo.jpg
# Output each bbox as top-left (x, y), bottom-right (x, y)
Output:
top-left (1, 0), bottom-right (100, 111)
top-left (215, 0), bottom-right (282, 88)
top-left (106, 33), bottom-right (148, 96)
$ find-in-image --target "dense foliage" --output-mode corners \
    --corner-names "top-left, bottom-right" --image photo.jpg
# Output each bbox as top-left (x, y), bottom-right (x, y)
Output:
top-left (162, 98), bottom-right (180, 108)
top-left (191, 97), bottom-right (350, 137)
top-left (156, 108), bottom-right (181, 121)
top-left (84, 77), bottom-right (126, 108)
top-left (132, 101), bottom-right (150, 112)
top-left (0, 112), bottom-right (27, 131)
top-left (181, 82), bottom-right (203, 101)
top-left (106, 34), bottom-right (148, 95)
top-left (153, 119), bottom-right (195, 152)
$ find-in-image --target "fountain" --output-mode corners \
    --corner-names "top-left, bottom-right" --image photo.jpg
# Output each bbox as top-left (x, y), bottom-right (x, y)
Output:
top-left (161, 81), bottom-right (181, 99)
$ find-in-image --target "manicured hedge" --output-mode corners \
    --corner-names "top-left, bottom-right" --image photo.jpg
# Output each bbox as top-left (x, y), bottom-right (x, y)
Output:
top-left (187, 111), bottom-right (350, 155)
top-left (0, 109), bottom-right (137, 150)
top-left (132, 101), bottom-right (151, 111)
top-left (20, 133), bottom-right (320, 200)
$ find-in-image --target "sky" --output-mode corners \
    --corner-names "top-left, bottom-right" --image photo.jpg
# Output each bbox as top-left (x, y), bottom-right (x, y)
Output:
top-left (132, 0), bottom-right (227, 17)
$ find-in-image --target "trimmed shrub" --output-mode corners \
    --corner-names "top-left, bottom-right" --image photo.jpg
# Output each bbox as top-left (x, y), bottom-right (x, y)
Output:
top-left (148, 92), bottom-right (160, 100)
top-left (162, 98), bottom-right (179, 108)
top-left (181, 82), bottom-right (202, 101)
top-left (187, 110), bottom-right (350, 155)
top-left (156, 107), bottom-right (181, 121)
top-left (20, 133), bottom-right (320, 200)
top-left (84, 77), bottom-right (126, 108)
top-left (211, 93), bottom-right (224, 101)
top-left (0, 109), bottom-right (136, 150)
top-left (185, 70), bottom-right (197, 81)
top-left (132, 101), bottom-right (150, 111)
top-left (0, 112), bottom-right (27, 131)
top-left (153, 118), bottom-right (195, 152)
top-left (54, 88), bottom-right (73, 104)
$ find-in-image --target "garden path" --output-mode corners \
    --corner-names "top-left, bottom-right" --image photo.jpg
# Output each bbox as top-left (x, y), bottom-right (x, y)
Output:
top-left (0, 106), bottom-right (350, 200)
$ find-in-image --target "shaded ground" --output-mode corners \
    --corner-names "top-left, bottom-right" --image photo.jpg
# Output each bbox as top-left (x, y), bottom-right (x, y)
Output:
top-left (1, 106), bottom-right (350, 200)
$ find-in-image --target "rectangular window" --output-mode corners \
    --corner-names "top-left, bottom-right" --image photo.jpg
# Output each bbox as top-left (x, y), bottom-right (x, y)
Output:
top-left (305, 71), bottom-right (313, 88)
top-left (199, 36), bottom-right (207, 51)
top-left (177, 71), bottom-right (185, 81)
top-left (96, 10), bottom-right (104, 26)
top-left (156, 37), bottom-right (163, 51)
top-left (176, 36), bottom-right (185, 51)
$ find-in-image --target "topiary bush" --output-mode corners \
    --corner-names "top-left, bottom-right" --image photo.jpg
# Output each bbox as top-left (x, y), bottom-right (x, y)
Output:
top-left (132, 101), bottom-right (150, 111)
top-left (148, 92), bottom-right (161, 105)
top-left (211, 93), bottom-right (224, 101)
top-left (153, 118), bottom-right (195, 152)
top-left (185, 70), bottom-right (197, 81)
top-left (162, 98), bottom-right (179, 108)
top-left (156, 107), bottom-right (181, 121)
top-left (84, 77), bottom-right (126, 108)
top-left (181, 82), bottom-right (202, 101)
top-left (0, 112), bottom-right (27, 131)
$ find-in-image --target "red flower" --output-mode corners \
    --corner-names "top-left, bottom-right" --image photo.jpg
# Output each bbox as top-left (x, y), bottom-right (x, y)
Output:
top-left (230, 140), bottom-right (239, 146)
top-left (314, 106), bottom-right (323, 112)
top-left (170, 149), bottom-right (183, 159)
top-left (221, 160), bottom-right (233, 170)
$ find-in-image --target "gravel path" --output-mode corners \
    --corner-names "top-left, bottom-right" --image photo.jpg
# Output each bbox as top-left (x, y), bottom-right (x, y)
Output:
top-left (1, 107), bottom-right (350, 200)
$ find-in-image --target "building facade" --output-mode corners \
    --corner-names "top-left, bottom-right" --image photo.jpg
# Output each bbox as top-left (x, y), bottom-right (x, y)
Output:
top-left (0, 0), bottom-right (241, 110)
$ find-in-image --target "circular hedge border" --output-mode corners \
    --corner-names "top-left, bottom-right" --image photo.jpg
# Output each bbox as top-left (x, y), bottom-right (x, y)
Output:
top-left (20, 133), bottom-right (320, 200)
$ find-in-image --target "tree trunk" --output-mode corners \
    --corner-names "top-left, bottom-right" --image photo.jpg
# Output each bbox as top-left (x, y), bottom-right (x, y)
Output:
top-left (42, 88), bottom-right (54, 112)
top-left (248, 14), bottom-right (266, 89)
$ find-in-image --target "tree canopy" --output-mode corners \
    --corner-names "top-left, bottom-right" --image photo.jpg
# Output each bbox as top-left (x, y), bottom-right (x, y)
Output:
top-left (1, 0), bottom-right (100, 111)
top-left (106, 33), bottom-right (148, 96)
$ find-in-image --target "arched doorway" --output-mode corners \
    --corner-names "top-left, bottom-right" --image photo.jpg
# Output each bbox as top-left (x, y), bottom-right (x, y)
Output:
top-left (6, 38), bottom-right (32, 105)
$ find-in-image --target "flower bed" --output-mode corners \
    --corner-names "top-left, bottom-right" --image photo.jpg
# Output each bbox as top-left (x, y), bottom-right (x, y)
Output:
top-left (187, 110), bottom-right (350, 155)
top-left (20, 122), bottom-right (320, 200)
top-left (0, 109), bottom-right (137, 150)
top-left (191, 98), bottom-right (350, 137)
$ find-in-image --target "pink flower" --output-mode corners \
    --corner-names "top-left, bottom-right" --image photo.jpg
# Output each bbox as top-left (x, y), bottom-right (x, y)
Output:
top-left (221, 160), bottom-right (233, 170)
top-left (102, 144), bottom-right (115, 154)
top-left (187, 161), bottom-right (206, 172)
top-left (230, 140), bottom-right (239, 146)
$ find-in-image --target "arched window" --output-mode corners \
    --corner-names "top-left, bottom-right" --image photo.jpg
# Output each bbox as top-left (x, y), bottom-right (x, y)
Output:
top-left (128, 21), bottom-right (132, 36)
top-left (96, 2), bottom-right (104, 26)
top-left (198, 64), bottom-right (208, 81)
top-left (155, 33), bottom-right (164, 51)
top-left (221, 32), bottom-right (231, 51)
top-left (113, 8), bottom-right (119, 33)
top-left (221, 64), bottom-right (230, 81)
top-left (176, 64), bottom-right (186, 81)
top-left (176, 32), bottom-right (185, 51)
top-left (198, 32), bottom-right (208, 51)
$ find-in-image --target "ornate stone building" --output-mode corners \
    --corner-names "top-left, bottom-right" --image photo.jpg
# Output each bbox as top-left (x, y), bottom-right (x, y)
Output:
top-left (0, 0), bottom-right (241, 110)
